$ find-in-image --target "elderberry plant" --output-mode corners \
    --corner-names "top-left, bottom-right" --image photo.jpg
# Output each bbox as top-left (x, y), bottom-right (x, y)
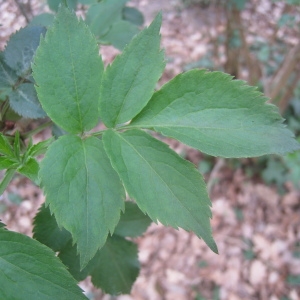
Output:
top-left (0, 5), bottom-right (299, 299)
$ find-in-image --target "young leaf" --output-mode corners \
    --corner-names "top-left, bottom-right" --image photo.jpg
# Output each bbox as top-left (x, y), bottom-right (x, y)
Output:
top-left (131, 70), bottom-right (300, 158)
top-left (0, 169), bottom-right (16, 195)
top-left (0, 134), bottom-right (15, 157)
top-left (40, 135), bottom-right (125, 268)
top-left (27, 138), bottom-right (54, 157)
top-left (114, 201), bottom-right (152, 238)
top-left (33, 6), bottom-right (103, 134)
top-left (4, 26), bottom-right (46, 77)
top-left (33, 204), bottom-right (72, 252)
top-left (0, 229), bottom-right (87, 300)
top-left (89, 235), bottom-right (139, 295)
top-left (99, 13), bottom-right (165, 127)
top-left (101, 20), bottom-right (139, 50)
top-left (103, 129), bottom-right (217, 253)
top-left (9, 83), bottom-right (46, 119)
top-left (17, 157), bottom-right (40, 183)
top-left (86, 0), bottom-right (128, 37)
top-left (0, 157), bottom-right (19, 170)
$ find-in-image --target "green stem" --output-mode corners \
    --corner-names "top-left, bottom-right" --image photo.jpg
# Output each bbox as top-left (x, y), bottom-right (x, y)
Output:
top-left (22, 121), bottom-right (53, 139)
top-left (0, 101), bottom-right (10, 121)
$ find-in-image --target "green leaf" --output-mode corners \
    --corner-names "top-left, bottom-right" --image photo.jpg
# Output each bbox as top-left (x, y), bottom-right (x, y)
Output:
top-left (0, 228), bottom-right (87, 300)
top-left (0, 53), bottom-right (18, 91)
top-left (27, 138), bottom-right (54, 157)
top-left (0, 157), bottom-right (19, 170)
top-left (13, 131), bottom-right (20, 159)
top-left (40, 135), bottom-right (125, 268)
top-left (101, 20), bottom-right (139, 50)
top-left (0, 169), bottom-right (16, 195)
top-left (58, 240), bottom-right (91, 282)
top-left (122, 6), bottom-right (144, 26)
top-left (85, 0), bottom-right (128, 37)
top-left (47, 0), bottom-right (77, 12)
top-left (18, 157), bottom-right (39, 183)
top-left (9, 83), bottom-right (46, 119)
top-left (114, 202), bottom-right (152, 238)
top-left (58, 235), bottom-right (140, 295)
top-left (0, 220), bottom-right (5, 228)
top-left (0, 133), bottom-right (15, 157)
top-left (33, 7), bottom-right (103, 134)
top-left (131, 70), bottom-right (300, 157)
top-left (103, 129), bottom-right (217, 253)
top-left (89, 236), bottom-right (139, 295)
top-left (30, 13), bottom-right (55, 27)
top-left (4, 26), bottom-right (46, 77)
top-left (33, 204), bottom-right (72, 252)
top-left (99, 13), bottom-right (165, 127)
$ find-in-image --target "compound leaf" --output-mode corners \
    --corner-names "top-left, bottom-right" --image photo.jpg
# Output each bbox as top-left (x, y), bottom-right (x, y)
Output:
top-left (4, 26), bottom-right (46, 77)
top-left (40, 135), bottom-right (125, 268)
top-left (131, 70), bottom-right (300, 157)
top-left (0, 228), bottom-right (86, 300)
top-left (33, 6), bottom-right (103, 134)
top-left (9, 83), bottom-right (46, 119)
top-left (99, 13), bottom-right (165, 127)
top-left (33, 204), bottom-right (72, 252)
top-left (89, 235), bottom-right (139, 295)
top-left (86, 0), bottom-right (128, 37)
top-left (103, 129), bottom-right (217, 253)
top-left (114, 202), bottom-right (152, 238)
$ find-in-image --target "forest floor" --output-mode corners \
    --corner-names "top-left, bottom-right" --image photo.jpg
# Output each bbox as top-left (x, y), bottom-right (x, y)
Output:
top-left (0, 0), bottom-right (300, 299)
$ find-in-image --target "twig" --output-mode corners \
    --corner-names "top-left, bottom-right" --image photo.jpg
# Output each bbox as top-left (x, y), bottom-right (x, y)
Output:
top-left (14, 0), bottom-right (30, 24)
top-left (207, 158), bottom-right (225, 196)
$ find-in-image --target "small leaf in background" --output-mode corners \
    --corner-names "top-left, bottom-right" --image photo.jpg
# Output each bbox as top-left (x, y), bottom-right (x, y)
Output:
top-left (122, 6), bottom-right (144, 26)
top-left (47, 0), bottom-right (77, 12)
top-left (40, 135), bottom-right (125, 268)
top-left (103, 129), bottom-right (217, 253)
top-left (58, 235), bottom-right (140, 295)
top-left (114, 201), bottom-right (152, 238)
top-left (58, 241), bottom-right (91, 282)
top-left (4, 26), bottom-right (46, 77)
top-left (0, 229), bottom-right (87, 300)
top-left (101, 20), bottom-right (139, 50)
top-left (0, 220), bottom-right (5, 228)
top-left (33, 204), bottom-right (72, 252)
top-left (51, 124), bottom-right (68, 138)
top-left (7, 192), bottom-right (23, 205)
top-left (9, 83), bottom-right (46, 119)
top-left (0, 52), bottom-right (18, 94)
top-left (99, 13), bottom-right (165, 127)
top-left (89, 236), bottom-right (139, 295)
top-left (17, 157), bottom-right (40, 184)
top-left (33, 6), bottom-right (103, 134)
top-left (30, 13), bottom-right (55, 27)
top-left (131, 69), bottom-right (300, 158)
top-left (86, 0), bottom-right (128, 37)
